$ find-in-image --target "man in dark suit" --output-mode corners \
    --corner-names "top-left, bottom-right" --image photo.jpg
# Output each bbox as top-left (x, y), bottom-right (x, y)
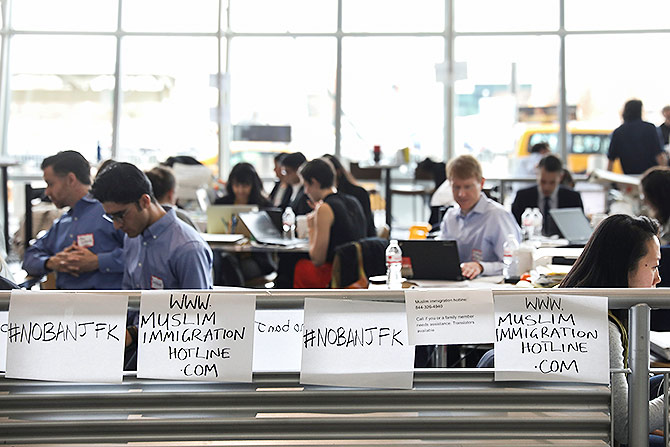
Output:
top-left (511, 154), bottom-right (583, 237)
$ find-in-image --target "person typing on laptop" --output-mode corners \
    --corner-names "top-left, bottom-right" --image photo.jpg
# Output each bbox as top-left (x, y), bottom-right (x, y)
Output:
top-left (293, 158), bottom-right (366, 288)
top-left (511, 154), bottom-right (583, 236)
top-left (437, 155), bottom-right (521, 279)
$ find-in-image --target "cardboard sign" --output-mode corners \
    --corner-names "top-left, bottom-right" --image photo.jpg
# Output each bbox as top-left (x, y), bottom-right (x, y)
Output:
top-left (138, 291), bottom-right (255, 382)
top-left (404, 289), bottom-right (495, 345)
top-left (5, 291), bottom-right (127, 383)
top-left (301, 298), bottom-right (415, 389)
top-left (494, 293), bottom-right (609, 383)
top-left (253, 309), bottom-right (303, 372)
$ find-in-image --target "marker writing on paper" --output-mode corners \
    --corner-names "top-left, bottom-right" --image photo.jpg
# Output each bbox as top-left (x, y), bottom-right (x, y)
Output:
top-left (7, 321), bottom-right (120, 343)
top-left (303, 326), bottom-right (403, 348)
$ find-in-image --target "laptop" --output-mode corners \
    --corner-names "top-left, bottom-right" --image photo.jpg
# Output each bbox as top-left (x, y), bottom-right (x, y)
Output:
top-left (398, 239), bottom-right (463, 281)
top-left (549, 207), bottom-right (593, 245)
top-left (206, 204), bottom-right (258, 234)
top-left (238, 211), bottom-right (308, 247)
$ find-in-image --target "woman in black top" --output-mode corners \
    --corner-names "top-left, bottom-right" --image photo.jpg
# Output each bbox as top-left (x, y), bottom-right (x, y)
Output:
top-left (323, 154), bottom-right (376, 237)
top-left (293, 158), bottom-right (366, 288)
top-left (212, 162), bottom-right (275, 286)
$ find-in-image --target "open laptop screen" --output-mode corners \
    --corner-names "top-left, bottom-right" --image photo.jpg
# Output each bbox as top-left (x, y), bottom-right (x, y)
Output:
top-left (398, 239), bottom-right (463, 281)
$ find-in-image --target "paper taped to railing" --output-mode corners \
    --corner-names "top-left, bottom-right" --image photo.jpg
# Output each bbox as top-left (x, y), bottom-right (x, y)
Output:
top-left (5, 291), bottom-right (127, 382)
top-left (494, 293), bottom-right (608, 383)
top-left (300, 298), bottom-right (414, 389)
top-left (138, 291), bottom-right (255, 382)
top-left (0, 311), bottom-right (8, 372)
top-left (254, 309), bottom-right (303, 372)
top-left (404, 289), bottom-right (494, 345)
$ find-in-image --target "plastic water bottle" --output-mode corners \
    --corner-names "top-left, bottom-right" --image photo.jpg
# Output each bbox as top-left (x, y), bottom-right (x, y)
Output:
top-left (385, 239), bottom-right (403, 289)
top-left (502, 234), bottom-right (520, 281)
top-left (282, 206), bottom-right (295, 239)
top-left (521, 207), bottom-right (534, 240)
top-left (531, 208), bottom-right (543, 240)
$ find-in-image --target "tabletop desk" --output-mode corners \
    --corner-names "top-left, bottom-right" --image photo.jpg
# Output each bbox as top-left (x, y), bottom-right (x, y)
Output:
top-left (201, 232), bottom-right (309, 253)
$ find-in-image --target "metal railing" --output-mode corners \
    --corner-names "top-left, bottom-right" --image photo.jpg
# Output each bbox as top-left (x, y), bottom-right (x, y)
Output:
top-left (0, 287), bottom-right (668, 446)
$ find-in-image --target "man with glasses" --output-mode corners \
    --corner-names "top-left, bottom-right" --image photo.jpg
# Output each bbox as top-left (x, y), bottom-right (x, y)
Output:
top-left (23, 151), bottom-right (125, 289)
top-left (92, 162), bottom-right (212, 290)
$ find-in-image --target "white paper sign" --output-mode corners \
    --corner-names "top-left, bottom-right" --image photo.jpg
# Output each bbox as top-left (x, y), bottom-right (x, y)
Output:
top-left (6, 291), bottom-right (127, 383)
top-left (300, 298), bottom-right (415, 389)
top-left (253, 309), bottom-right (303, 372)
top-left (494, 293), bottom-right (609, 383)
top-left (138, 291), bottom-right (255, 382)
top-left (0, 311), bottom-right (8, 372)
top-left (404, 289), bottom-right (495, 345)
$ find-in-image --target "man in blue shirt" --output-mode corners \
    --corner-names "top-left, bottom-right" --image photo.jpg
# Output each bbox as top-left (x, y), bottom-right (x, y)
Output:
top-left (91, 162), bottom-right (212, 290)
top-left (22, 151), bottom-right (125, 289)
top-left (438, 155), bottom-right (521, 279)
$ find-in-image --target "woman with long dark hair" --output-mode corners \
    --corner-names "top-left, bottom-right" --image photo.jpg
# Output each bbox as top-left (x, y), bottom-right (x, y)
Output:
top-left (641, 166), bottom-right (670, 245)
top-left (560, 214), bottom-right (662, 444)
top-left (215, 162), bottom-right (271, 207)
top-left (322, 154), bottom-right (375, 237)
top-left (213, 162), bottom-right (275, 286)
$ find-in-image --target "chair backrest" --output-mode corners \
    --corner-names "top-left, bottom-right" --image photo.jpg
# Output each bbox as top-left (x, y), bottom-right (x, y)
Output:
top-left (331, 237), bottom-right (389, 288)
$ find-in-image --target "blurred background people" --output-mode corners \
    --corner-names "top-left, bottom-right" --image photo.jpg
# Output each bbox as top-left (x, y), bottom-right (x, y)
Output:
top-left (214, 162), bottom-right (271, 208)
top-left (511, 154), bottom-right (583, 237)
top-left (641, 166), bottom-right (670, 244)
top-left (608, 99), bottom-right (667, 174)
top-left (323, 154), bottom-right (376, 237)
top-left (145, 165), bottom-right (198, 230)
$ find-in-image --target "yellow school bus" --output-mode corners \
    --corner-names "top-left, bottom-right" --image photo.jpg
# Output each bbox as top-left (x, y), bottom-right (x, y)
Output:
top-left (515, 123), bottom-right (622, 174)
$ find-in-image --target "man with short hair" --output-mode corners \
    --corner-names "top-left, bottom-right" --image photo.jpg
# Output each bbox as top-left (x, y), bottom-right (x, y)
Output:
top-left (438, 155), bottom-right (520, 279)
top-left (511, 154), bottom-right (584, 237)
top-left (92, 162), bottom-right (212, 290)
top-left (23, 150), bottom-right (125, 289)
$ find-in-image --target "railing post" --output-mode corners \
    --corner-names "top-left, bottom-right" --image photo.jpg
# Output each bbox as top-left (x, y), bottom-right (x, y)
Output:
top-left (629, 303), bottom-right (650, 447)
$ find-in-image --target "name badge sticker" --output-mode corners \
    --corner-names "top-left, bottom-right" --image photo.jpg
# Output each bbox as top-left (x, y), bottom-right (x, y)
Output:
top-left (150, 276), bottom-right (164, 290)
top-left (77, 233), bottom-right (95, 248)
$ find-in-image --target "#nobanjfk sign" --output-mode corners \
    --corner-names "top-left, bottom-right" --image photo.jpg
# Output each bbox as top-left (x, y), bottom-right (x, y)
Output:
top-left (6, 291), bottom-right (127, 383)
top-left (300, 297), bottom-right (415, 389)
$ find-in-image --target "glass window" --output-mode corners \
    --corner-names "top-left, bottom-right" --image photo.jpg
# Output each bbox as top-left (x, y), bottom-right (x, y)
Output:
top-left (123, 0), bottom-right (219, 32)
top-left (454, 36), bottom-right (559, 177)
top-left (8, 36), bottom-right (117, 162)
top-left (565, 0), bottom-right (670, 31)
top-left (454, 0), bottom-right (558, 32)
top-left (565, 34), bottom-right (670, 128)
top-left (229, 37), bottom-right (336, 177)
top-left (12, 0), bottom-right (118, 31)
top-left (341, 37), bottom-right (444, 163)
top-left (343, 0), bottom-right (444, 32)
top-left (119, 37), bottom-right (219, 167)
top-left (229, 0), bottom-right (336, 33)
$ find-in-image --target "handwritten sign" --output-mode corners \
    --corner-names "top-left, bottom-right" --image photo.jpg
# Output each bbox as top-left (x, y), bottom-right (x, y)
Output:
top-left (253, 309), bottom-right (303, 372)
top-left (138, 291), bottom-right (255, 382)
top-left (300, 298), bottom-right (414, 389)
top-left (404, 289), bottom-right (494, 345)
top-left (5, 291), bottom-right (127, 382)
top-left (494, 293), bottom-right (608, 383)
top-left (0, 311), bottom-right (7, 372)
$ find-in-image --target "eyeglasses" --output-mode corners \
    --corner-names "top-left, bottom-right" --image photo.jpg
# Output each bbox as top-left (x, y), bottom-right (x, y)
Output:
top-left (103, 207), bottom-right (132, 224)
